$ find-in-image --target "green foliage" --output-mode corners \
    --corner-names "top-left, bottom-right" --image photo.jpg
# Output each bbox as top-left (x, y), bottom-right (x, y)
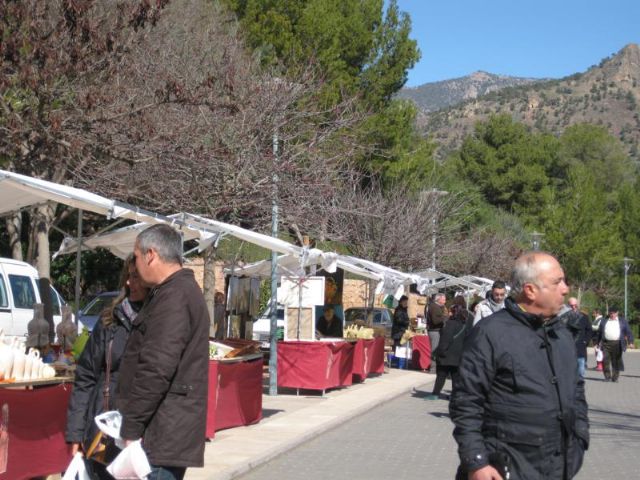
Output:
top-left (359, 99), bottom-right (437, 187)
top-left (449, 114), bottom-right (559, 223)
top-left (226, 0), bottom-right (419, 108)
top-left (543, 165), bottom-right (623, 289)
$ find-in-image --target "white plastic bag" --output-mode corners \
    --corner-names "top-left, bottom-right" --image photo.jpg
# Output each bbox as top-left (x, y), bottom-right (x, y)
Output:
top-left (595, 347), bottom-right (604, 362)
top-left (62, 453), bottom-right (91, 480)
top-left (95, 410), bottom-right (126, 449)
top-left (106, 440), bottom-right (152, 480)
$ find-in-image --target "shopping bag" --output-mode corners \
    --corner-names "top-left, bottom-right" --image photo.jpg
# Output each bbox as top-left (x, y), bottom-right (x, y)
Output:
top-left (62, 453), bottom-right (91, 480)
top-left (106, 440), bottom-right (151, 480)
top-left (595, 347), bottom-right (604, 362)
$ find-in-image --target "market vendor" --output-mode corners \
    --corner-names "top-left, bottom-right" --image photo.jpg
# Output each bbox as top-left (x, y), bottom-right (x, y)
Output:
top-left (316, 306), bottom-right (344, 338)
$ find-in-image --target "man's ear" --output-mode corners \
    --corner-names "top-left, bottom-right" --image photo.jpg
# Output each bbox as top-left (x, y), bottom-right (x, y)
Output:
top-left (522, 283), bottom-right (537, 302)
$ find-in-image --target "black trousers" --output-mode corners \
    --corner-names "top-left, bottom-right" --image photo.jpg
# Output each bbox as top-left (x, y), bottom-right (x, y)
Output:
top-left (602, 340), bottom-right (622, 380)
top-left (432, 364), bottom-right (459, 395)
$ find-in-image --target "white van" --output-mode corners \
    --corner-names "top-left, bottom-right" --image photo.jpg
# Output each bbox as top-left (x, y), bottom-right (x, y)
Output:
top-left (0, 257), bottom-right (68, 337)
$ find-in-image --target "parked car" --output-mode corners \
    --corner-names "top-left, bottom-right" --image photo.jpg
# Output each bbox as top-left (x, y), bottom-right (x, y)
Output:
top-left (0, 257), bottom-right (69, 337)
top-left (252, 304), bottom-right (285, 349)
top-left (344, 307), bottom-right (393, 338)
top-left (78, 291), bottom-right (119, 331)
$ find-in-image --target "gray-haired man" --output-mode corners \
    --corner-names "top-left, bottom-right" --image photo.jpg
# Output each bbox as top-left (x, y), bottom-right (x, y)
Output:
top-left (450, 252), bottom-right (588, 479)
top-left (116, 224), bottom-right (209, 480)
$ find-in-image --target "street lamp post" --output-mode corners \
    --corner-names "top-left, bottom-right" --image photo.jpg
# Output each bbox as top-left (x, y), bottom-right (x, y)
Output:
top-left (531, 231), bottom-right (544, 251)
top-left (423, 188), bottom-right (448, 271)
top-left (269, 132), bottom-right (279, 396)
top-left (624, 257), bottom-right (633, 320)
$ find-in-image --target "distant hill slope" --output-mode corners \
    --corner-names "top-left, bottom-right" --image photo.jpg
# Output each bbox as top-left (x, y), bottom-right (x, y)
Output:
top-left (397, 71), bottom-right (541, 113)
top-left (420, 44), bottom-right (640, 159)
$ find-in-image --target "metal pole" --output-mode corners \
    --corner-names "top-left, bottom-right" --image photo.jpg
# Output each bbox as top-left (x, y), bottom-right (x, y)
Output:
top-left (624, 257), bottom-right (633, 319)
top-left (74, 209), bottom-right (83, 326)
top-left (431, 216), bottom-right (436, 271)
top-left (269, 132), bottom-right (279, 396)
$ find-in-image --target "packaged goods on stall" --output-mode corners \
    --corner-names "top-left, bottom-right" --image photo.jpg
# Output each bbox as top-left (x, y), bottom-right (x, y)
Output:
top-left (209, 339), bottom-right (261, 360)
top-left (344, 325), bottom-right (374, 340)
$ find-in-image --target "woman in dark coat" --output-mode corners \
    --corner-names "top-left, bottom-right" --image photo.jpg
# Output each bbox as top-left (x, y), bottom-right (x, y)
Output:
top-left (427, 300), bottom-right (469, 400)
top-left (65, 255), bottom-right (149, 478)
top-left (392, 295), bottom-right (410, 349)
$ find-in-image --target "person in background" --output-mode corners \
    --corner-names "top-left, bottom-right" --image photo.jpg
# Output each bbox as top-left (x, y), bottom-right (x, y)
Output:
top-left (591, 309), bottom-right (603, 334)
top-left (213, 291), bottom-right (226, 339)
top-left (473, 280), bottom-right (506, 325)
top-left (392, 295), bottom-right (410, 349)
top-left (427, 299), bottom-right (469, 400)
top-left (564, 297), bottom-right (593, 378)
top-left (66, 254), bottom-right (148, 479)
top-left (426, 293), bottom-right (447, 369)
top-left (316, 306), bottom-right (344, 338)
top-left (117, 224), bottom-right (210, 480)
top-left (597, 306), bottom-right (633, 382)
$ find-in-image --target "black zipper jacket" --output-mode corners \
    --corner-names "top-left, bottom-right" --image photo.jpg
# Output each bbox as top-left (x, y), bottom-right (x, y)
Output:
top-left (450, 298), bottom-right (589, 479)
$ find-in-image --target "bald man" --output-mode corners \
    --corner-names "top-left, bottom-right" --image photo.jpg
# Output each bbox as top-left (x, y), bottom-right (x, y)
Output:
top-left (450, 252), bottom-right (589, 480)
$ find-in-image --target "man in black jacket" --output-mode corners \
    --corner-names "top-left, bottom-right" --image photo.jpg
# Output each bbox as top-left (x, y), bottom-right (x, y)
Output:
top-left (564, 297), bottom-right (592, 378)
top-left (117, 224), bottom-right (209, 480)
top-left (450, 252), bottom-right (589, 480)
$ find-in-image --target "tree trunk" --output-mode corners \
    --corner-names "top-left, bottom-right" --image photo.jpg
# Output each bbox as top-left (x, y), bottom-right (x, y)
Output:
top-left (34, 202), bottom-right (56, 341)
top-left (5, 212), bottom-right (23, 261)
top-left (34, 202), bottom-right (55, 278)
top-left (203, 245), bottom-right (217, 336)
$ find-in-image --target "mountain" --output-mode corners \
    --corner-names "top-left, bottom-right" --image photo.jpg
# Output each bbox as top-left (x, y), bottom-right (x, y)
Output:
top-left (397, 71), bottom-right (541, 113)
top-left (421, 44), bottom-right (640, 159)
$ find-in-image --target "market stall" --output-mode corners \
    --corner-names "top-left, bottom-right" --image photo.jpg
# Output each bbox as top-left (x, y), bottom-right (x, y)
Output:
top-left (277, 340), bottom-right (354, 392)
top-left (0, 383), bottom-right (72, 479)
top-left (206, 353), bottom-right (264, 438)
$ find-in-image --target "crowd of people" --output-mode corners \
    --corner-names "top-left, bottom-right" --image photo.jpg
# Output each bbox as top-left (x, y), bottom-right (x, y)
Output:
top-left (389, 252), bottom-right (635, 479)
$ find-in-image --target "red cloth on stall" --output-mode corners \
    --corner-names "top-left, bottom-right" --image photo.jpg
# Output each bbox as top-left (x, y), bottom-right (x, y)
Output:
top-left (277, 341), bottom-right (354, 391)
top-left (411, 335), bottom-right (432, 370)
top-left (0, 384), bottom-right (72, 480)
top-left (352, 338), bottom-right (385, 382)
top-left (205, 358), bottom-right (263, 438)
top-left (369, 336), bottom-right (386, 374)
top-left (215, 359), bottom-right (263, 431)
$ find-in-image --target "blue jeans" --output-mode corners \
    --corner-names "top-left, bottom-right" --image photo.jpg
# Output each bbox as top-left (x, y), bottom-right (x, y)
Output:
top-left (148, 466), bottom-right (186, 480)
top-left (577, 356), bottom-right (586, 378)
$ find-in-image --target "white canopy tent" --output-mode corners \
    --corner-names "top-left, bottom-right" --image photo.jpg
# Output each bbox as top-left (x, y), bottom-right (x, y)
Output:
top-left (0, 169), bottom-right (159, 223)
top-left (53, 214), bottom-right (218, 260)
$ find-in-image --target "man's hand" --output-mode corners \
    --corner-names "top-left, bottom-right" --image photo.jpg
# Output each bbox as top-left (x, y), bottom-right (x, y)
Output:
top-left (469, 465), bottom-right (503, 480)
top-left (70, 442), bottom-right (81, 456)
top-left (124, 439), bottom-right (135, 447)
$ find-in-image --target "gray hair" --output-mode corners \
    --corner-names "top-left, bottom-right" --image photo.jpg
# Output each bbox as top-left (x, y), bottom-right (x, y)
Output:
top-left (137, 224), bottom-right (183, 266)
top-left (434, 293), bottom-right (446, 302)
top-left (510, 252), bottom-right (544, 296)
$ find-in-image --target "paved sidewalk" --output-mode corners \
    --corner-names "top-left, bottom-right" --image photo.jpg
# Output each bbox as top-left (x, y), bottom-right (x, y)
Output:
top-left (185, 368), bottom-right (436, 480)
top-left (236, 349), bottom-right (640, 480)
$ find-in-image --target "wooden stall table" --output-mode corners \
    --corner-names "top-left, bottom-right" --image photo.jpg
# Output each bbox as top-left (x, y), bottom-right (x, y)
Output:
top-left (352, 337), bottom-right (385, 382)
top-left (206, 354), bottom-right (264, 438)
top-left (411, 334), bottom-right (432, 371)
top-left (277, 340), bottom-right (354, 393)
top-left (0, 379), bottom-right (73, 480)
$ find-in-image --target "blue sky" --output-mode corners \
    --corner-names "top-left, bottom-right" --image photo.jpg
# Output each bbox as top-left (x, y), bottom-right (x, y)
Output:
top-left (397, 0), bottom-right (640, 86)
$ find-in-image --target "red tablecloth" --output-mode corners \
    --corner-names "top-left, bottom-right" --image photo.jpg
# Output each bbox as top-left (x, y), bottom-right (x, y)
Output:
top-left (411, 335), bottom-right (432, 370)
top-left (277, 341), bottom-right (354, 391)
top-left (206, 358), bottom-right (263, 438)
top-left (0, 384), bottom-right (72, 480)
top-left (352, 337), bottom-right (385, 382)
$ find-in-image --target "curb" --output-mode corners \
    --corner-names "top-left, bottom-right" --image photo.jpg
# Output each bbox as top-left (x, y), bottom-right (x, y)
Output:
top-left (199, 373), bottom-right (436, 480)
